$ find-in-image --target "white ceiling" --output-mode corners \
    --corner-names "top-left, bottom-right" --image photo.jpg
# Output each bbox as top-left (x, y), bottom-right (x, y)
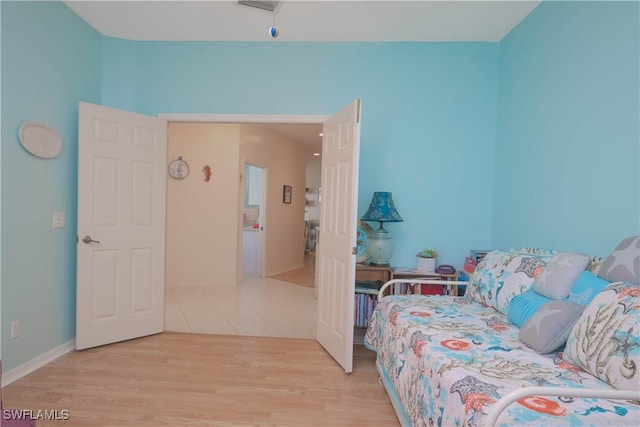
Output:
top-left (64, 0), bottom-right (540, 152)
top-left (65, 1), bottom-right (540, 43)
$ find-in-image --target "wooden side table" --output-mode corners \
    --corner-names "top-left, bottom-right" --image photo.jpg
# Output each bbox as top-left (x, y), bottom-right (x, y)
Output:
top-left (391, 267), bottom-right (459, 296)
top-left (355, 263), bottom-right (392, 283)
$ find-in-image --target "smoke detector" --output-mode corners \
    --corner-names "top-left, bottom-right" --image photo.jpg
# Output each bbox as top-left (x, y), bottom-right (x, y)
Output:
top-left (238, 1), bottom-right (280, 13)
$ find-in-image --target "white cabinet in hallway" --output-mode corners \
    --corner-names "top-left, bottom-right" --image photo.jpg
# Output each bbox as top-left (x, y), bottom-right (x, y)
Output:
top-left (242, 229), bottom-right (260, 276)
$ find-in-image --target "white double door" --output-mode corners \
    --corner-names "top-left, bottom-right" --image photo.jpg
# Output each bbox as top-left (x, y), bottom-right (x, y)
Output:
top-left (76, 102), bottom-right (167, 350)
top-left (316, 100), bottom-right (362, 373)
top-left (76, 101), bottom-right (361, 373)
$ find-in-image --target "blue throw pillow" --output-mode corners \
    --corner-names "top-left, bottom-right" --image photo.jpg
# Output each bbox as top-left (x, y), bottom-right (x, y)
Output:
top-left (566, 270), bottom-right (610, 306)
top-left (507, 289), bottom-right (551, 328)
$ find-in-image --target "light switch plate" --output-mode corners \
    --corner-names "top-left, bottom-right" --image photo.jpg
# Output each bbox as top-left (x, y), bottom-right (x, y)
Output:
top-left (53, 211), bottom-right (64, 228)
top-left (11, 320), bottom-right (19, 339)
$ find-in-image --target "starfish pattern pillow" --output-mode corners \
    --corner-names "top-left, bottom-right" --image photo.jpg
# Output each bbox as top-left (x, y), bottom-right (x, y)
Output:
top-left (532, 252), bottom-right (590, 299)
top-left (598, 236), bottom-right (640, 285)
top-left (519, 300), bottom-right (585, 353)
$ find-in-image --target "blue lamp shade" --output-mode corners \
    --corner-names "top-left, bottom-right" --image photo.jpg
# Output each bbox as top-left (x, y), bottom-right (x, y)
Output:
top-left (360, 192), bottom-right (403, 266)
top-left (360, 192), bottom-right (403, 224)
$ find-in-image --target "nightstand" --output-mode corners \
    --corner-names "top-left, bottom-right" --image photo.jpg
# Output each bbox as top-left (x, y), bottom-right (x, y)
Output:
top-left (355, 263), bottom-right (392, 283)
top-left (354, 264), bottom-right (392, 328)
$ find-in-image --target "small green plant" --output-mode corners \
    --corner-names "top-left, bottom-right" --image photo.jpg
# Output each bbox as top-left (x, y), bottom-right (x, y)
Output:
top-left (417, 249), bottom-right (438, 258)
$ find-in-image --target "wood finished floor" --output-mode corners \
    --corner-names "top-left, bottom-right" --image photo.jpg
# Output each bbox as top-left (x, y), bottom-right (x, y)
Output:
top-left (269, 253), bottom-right (316, 289)
top-left (2, 333), bottom-right (399, 427)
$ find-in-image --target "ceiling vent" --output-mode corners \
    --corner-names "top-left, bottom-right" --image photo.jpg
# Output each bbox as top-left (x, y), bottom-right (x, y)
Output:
top-left (238, 1), bottom-right (280, 13)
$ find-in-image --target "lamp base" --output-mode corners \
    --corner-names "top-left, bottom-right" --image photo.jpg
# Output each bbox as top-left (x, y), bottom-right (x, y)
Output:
top-left (368, 261), bottom-right (391, 266)
top-left (366, 225), bottom-right (395, 266)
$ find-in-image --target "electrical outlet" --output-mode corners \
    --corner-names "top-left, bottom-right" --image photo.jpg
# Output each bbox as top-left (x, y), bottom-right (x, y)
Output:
top-left (11, 320), bottom-right (19, 339)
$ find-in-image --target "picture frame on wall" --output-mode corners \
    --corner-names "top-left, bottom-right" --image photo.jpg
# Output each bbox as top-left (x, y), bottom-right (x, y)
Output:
top-left (283, 185), bottom-right (292, 204)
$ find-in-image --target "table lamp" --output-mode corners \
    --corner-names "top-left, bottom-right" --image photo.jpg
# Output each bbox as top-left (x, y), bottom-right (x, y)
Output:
top-left (360, 191), bottom-right (403, 265)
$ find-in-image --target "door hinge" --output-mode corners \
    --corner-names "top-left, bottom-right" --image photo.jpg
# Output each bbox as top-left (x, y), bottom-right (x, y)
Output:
top-left (356, 99), bottom-right (361, 123)
top-left (352, 247), bottom-right (357, 255)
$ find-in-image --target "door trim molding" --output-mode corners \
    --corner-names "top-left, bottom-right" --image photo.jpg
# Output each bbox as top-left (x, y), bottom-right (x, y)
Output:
top-left (159, 113), bottom-right (330, 124)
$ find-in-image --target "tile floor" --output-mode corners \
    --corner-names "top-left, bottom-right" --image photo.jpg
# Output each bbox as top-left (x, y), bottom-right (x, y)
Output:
top-left (165, 276), bottom-right (317, 339)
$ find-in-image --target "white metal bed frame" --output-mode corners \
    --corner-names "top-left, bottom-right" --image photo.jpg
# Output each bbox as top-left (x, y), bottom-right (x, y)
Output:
top-left (374, 278), bottom-right (640, 427)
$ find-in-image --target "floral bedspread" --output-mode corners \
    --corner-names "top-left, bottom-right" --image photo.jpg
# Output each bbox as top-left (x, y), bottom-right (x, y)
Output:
top-left (364, 295), bottom-right (640, 427)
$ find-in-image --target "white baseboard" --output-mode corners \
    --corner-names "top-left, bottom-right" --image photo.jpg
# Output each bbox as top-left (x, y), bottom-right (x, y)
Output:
top-left (2, 339), bottom-right (75, 387)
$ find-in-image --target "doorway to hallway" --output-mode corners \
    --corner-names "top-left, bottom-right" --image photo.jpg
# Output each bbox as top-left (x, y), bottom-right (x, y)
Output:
top-left (164, 120), bottom-right (322, 341)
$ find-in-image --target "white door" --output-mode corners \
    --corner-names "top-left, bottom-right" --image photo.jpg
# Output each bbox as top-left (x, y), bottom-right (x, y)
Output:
top-left (316, 100), bottom-right (361, 372)
top-left (76, 102), bottom-right (167, 350)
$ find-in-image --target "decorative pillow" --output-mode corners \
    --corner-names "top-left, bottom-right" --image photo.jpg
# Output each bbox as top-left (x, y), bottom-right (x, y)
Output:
top-left (466, 250), bottom-right (550, 315)
top-left (566, 270), bottom-right (610, 306)
top-left (507, 289), bottom-right (552, 328)
top-left (510, 247), bottom-right (557, 257)
top-left (586, 256), bottom-right (604, 276)
top-left (532, 252), bottom-right (590, 300)
top-left (598, 236), bottom-right (640, 285)
top-left (564, 282), bottom-right (640, 391)
top-left (465, 250), bottom-right (505, 306)
top-left (519, 300), bottom-right (585, 353)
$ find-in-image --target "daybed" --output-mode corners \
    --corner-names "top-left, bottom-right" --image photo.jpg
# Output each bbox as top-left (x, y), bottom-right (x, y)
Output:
top-left (365, 238), bottom-right (640, 427)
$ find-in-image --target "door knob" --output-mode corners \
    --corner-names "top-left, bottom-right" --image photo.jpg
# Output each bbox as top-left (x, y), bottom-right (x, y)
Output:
top-left (82, 235), bottom-right (101, 244)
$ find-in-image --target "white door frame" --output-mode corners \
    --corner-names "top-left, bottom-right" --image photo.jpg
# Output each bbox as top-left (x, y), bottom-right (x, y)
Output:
top-left (160, 113), bottom-right (330, 285)
top-left (160, 114), bottom-right (330, 125)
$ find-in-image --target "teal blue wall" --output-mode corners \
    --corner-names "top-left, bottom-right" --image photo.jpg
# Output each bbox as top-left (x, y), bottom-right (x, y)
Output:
top-left (102, 37), bottom-right (138, 112)
top-left (102, 41), bottom-right (500, 266)
top-left (1, 1), bottom-right (102, 370)
top-left (492, 0), bottom-right (640, 256)
top-left (2, 0), bottom-right (638, 371)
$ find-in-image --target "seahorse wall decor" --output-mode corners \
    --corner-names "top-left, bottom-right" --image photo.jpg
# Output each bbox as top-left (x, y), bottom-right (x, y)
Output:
top-left (202, 165), bottom-right (212, 182)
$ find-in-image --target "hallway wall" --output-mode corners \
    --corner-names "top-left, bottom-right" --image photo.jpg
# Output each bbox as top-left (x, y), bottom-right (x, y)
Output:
top-left (166, 123), bottom-right (241, 287)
